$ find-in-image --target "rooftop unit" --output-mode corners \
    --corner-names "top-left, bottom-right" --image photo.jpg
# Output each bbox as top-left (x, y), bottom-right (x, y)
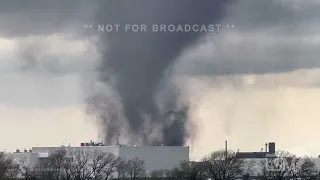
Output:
top-left (80, 140), bottom-right (104, 147)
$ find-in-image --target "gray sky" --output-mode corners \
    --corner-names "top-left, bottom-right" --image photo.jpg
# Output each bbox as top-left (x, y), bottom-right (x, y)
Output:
top-left (0, 0), bottom-right (320, 160)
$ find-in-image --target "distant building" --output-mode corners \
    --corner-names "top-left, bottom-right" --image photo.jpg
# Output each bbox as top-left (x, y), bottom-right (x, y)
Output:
top-left (235, 142), bottom-right (320, 177)
top-left (235, 142), bottom-right (276, 159)
top-left (6, 142), bottom-right (189, 178)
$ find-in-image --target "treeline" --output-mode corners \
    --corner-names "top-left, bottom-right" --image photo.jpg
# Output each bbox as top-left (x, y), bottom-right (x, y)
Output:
top-left (0, 149), bottom-right (319, 180)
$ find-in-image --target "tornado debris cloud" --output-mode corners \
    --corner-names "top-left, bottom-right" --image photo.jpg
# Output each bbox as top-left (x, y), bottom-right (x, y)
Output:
top-left (88, 0), bottom-right (235, 145)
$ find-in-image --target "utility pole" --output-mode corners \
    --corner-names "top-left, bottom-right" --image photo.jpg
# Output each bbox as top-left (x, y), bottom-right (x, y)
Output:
top-left (225, 140), bottom-right (228, 160)
top-left (224, 140), bottom-right (228, 180)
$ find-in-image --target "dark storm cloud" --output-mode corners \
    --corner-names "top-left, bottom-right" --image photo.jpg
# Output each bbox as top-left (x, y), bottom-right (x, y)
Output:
top-left (177, 45), bottom-right (320, 76)
top-left (2, 0), bottom-right (319, 146)
top-left (227, 0), bottom-right (320, 30)
top-left (0, 0), bottom-right (99, 76)
top-left (1, 0), bottom-right (319, 77)
top-left (173, 0), bottom-right (320, 76)
top-left (90, 0), bottom-right (235, 145)
top-left (15, 36), bottom-right (97, 76)
top-left (0, 0), bottom-right (96, 38)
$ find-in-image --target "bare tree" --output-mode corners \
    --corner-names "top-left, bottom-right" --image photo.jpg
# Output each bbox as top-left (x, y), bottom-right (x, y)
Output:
top-left (37, 149), bottom-right (68, 180)
top-left (10, 149), bottom-right (120, 180)
top-left (61, 156), bottom-right (75, 180)
top-left (18, 157), bottom-right (39, 180)
top-left (116, 157), bottom-right (130, 179)
top-left (178, 161), bottom-right (207, 180)
top-left (149, 169), bottom-right (165, 178)
top-left (100, 153), bottom-right (118, 179)
top-left (87, 150), bottom-right (107, 179)
top-left (242, 160), bottom-right (256, 180)
top-left (202, 150), bottom-right (245, 180)
top-left (50, 149), bottom-right (67, 180)
top-left (164, 167), bottom-right (182, 180)
top-left (298, 157), bottom-right (317, 180)
top-left (258, 151), bottom-right (314, 180)
top-left (0, 153), bottom-right (19, 179)
top-left (55, 149), bottom-right (118, 180)
top-left (18, 149), bottom-right (69, 180)
top-left (163, 161), bottom-right (207, 180)
top-left (71, 150), bottom-right (92, 180)
top-left (114, 157), bottom-right (145, 179)
top-left (87, 150), bottom-right (117, 180)
top-left (41, 159), bottom-right (56, 180)
top-left (127, 157), bottom-right (146, 179)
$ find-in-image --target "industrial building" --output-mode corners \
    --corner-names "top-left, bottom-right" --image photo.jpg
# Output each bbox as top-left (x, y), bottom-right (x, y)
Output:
top-left (235, 142), bottom-right (276, 159)
top-left (6, 141), bottom-right (320, 178)
top-left (234, 142), bottom-right (320, 176)
top-left (6, 141), bottom-right (189, 177)
top-left (234, 142), bottom-right (278, 176)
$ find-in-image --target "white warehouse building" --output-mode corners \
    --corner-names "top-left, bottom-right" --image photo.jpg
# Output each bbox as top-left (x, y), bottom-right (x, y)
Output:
top-left (6, 142), bottom-right (189, 176)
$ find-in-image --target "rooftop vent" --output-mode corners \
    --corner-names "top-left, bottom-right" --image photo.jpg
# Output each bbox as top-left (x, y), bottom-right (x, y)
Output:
top-left (82, 141), bottom-right (104, 146)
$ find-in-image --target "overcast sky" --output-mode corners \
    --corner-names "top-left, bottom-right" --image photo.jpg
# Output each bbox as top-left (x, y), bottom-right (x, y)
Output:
top-left (0, 0), bottom-right (320, 160)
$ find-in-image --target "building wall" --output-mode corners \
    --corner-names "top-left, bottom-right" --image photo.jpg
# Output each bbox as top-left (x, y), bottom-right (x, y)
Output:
top-left (8, 145), bottom-right (188, 178)
top-left (7, 152), bottom-right (40, 166)
top-left (31, 145), bottom-right (189, 172)
top-left (32, 146), bottom-right (119, 156)
top-left (118, 146), bottom-right (189, 172)
top-left (312, 158), bottom-right (320, 167)
top-left (32, 147), bottom-right (61, 154)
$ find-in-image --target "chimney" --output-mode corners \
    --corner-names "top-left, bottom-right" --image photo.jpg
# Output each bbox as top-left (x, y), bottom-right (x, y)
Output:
top-left (265, 143), bottom-right (268, 152)
top-left (268, 142), bottom-right (275, 154)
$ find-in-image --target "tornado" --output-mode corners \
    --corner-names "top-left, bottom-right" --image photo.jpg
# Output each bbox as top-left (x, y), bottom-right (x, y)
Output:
top-left (89, 0), bottom-right (235, 145)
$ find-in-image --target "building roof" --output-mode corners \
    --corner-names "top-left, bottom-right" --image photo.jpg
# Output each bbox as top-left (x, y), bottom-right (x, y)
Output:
top-left (235, 152), bottom-right (269, 159)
